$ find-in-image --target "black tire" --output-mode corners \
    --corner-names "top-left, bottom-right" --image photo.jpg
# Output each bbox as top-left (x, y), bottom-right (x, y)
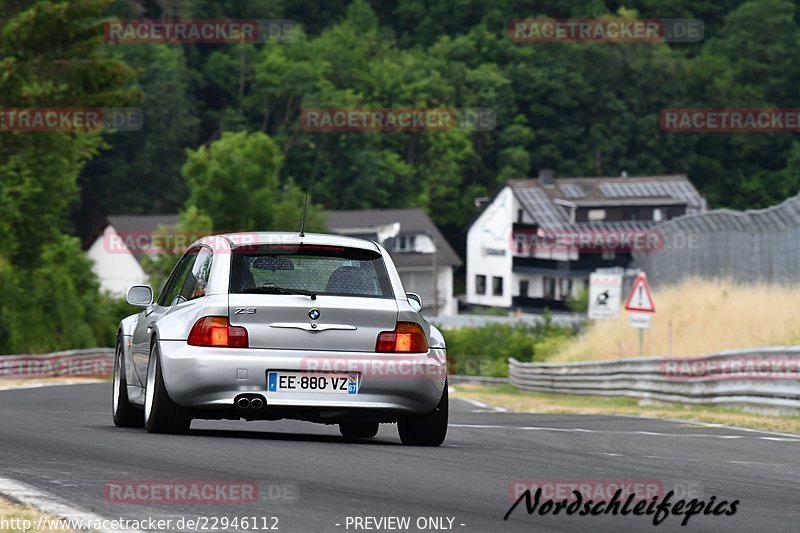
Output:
top-left (398, 384), bottom-right (448, 446)
top-left (112, 336), bottom-right (144, 428)
top-left (144, 343), bottom-right (191, 434)
top-left (339, 421), bottom-right (379, 439)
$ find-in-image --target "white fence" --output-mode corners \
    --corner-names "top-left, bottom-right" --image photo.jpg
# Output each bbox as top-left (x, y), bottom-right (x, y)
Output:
top-left (509, 346), bottom-right (800, 411)
top-left (0, 348), bottom-right (114, 379)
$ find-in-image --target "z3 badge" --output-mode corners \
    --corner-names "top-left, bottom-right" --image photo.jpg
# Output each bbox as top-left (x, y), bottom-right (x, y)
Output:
top-left (234, 307), bottom-right (256, 314)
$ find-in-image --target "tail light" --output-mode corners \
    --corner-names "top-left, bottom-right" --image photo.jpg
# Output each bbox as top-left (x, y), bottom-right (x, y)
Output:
top-left (376, 322), bottom-right (428, 353)
top-left (188, 316), bottom-right (249, 348)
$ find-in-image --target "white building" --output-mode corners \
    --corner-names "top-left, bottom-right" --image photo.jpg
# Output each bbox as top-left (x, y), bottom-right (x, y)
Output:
top-left (466, 171), bottom-right (706, 311)
top-left (86, 215), bottom-right (180, 296)
top-left (326, 209), bottom-right (462, 317)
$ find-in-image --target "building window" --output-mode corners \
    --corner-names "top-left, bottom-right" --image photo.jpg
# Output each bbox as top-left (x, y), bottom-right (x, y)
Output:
top-left (543, 276), bottom-right (556, 299)
top-left (602, 250), bottom-right (615, 260)
top-left (588, 209), bottom-right (606, 221)
top-left (559, 278), bottom-right (573, 300)
top-left (492, 276), bottom-right (504, 296)
top-left (395, 235), bottom-right (417, 252)
top-left (653, 208), bottom-right (664, 222)
top-left (476, 275), bottom-right (487, 295)
top-left (519, 280), bottom-right (529, 297)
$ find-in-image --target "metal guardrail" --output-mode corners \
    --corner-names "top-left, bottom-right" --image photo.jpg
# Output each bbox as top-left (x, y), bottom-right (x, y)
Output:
top-left (0, 348), bottom-right (114, 379)
top-left (6, 347), bottom-right (799, 413)
top-left (509, 346), bottom-right (800, 411)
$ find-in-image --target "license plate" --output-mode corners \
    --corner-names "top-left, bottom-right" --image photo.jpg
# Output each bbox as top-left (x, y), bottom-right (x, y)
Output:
top-left (266, 371), bottom-right (360, 395)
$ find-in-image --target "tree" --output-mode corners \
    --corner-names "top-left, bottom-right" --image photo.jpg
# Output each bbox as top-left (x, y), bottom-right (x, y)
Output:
top-left (56, 0), bottom-right (800, 294)
top-left (685, 0), bottom-right (800, 208)
top-left (75, 43), bottom-right (199, 241)
top-left (182, 131), bottom-right (326, 232)
top-left (0, 0), bottom-right (138, 353)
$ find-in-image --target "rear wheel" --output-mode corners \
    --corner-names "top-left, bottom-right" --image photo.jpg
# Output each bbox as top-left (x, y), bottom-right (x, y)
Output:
top-left (398, 384), bottom-right (448, 446)
top-left (144, 343), bottom-right (191, 434)
top-left (112, 336), bottom-right (143, 428)
top-left (339, 421), bottom-right (379, 439)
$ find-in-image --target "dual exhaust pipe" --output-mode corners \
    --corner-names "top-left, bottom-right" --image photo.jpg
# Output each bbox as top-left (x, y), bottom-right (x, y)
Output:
top-left (235, 394), bottom-right (265, 411)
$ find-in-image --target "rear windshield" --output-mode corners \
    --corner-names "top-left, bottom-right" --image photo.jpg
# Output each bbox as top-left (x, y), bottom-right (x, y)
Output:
top-left (229, 244), bottom-right (394, 298)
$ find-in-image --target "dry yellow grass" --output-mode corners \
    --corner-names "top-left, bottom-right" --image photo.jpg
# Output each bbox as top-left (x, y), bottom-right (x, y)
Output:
top-left (0, 496), bottom-right (77, 532)
top-left (552, 277), bottom-right (800, 362)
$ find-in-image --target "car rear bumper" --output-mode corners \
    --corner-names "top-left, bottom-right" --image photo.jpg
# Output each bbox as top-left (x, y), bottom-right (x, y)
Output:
top-left (158, 340), bottom-right (447, 414)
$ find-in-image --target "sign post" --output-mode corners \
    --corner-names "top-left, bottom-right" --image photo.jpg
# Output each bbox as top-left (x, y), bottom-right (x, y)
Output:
top-left (588, 272), bottom-right (623, 320)
top-left (624, 273), bottom-right (655, 355)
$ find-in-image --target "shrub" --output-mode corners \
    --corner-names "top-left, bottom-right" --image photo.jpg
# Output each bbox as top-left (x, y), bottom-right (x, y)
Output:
top-left (440, 320), bottom-right (575, 377)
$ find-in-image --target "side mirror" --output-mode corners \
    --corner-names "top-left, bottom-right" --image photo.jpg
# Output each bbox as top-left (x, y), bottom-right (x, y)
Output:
top-left (406, 292), bottom-right (423, 312)
top-left (126, 285), bottom-right (153, 307)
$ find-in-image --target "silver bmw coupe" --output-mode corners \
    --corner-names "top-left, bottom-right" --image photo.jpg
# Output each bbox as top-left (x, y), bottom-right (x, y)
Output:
top-left (112, 232), bottom-right (448, 446)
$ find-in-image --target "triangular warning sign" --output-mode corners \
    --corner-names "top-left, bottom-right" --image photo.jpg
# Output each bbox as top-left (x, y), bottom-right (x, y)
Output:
top-left (624, 273), bottom-right (655, 313)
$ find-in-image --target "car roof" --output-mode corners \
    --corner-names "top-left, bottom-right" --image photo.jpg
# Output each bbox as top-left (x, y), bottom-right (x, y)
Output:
top-left (193, 232), bottom-right (381, 252)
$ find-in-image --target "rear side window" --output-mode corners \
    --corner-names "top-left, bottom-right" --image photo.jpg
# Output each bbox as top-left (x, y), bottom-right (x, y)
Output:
top-left (179, 246), bottom-right (213, 301)
top-left (157, 247), bottom-right (213, 306)
top-left (157, 250), bottom-right (197, 306)
top-left (230, 244), bottom-right (394, 299)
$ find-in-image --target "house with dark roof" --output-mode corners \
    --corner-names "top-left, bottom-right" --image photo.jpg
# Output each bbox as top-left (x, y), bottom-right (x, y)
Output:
top-left (466, 171), bottom-right (706, 311)
top-left (86, 215), bottom-right (180, 295)
top-left (326, 209), bottom-right (462, 316)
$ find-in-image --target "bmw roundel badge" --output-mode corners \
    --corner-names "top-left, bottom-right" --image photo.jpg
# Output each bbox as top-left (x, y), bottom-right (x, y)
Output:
top-left (308, 308), bottom-right (320, 320)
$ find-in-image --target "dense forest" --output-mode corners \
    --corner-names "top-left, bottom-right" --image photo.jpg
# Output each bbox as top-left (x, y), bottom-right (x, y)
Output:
top-left (2, 0), bottom-right (800, 353)
top-left (79, 0), bottom-right (800, 236)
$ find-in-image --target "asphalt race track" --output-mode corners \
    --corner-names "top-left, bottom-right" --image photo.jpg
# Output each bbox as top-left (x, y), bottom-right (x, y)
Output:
top-left (1, 383), bottom-right (799, 533)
